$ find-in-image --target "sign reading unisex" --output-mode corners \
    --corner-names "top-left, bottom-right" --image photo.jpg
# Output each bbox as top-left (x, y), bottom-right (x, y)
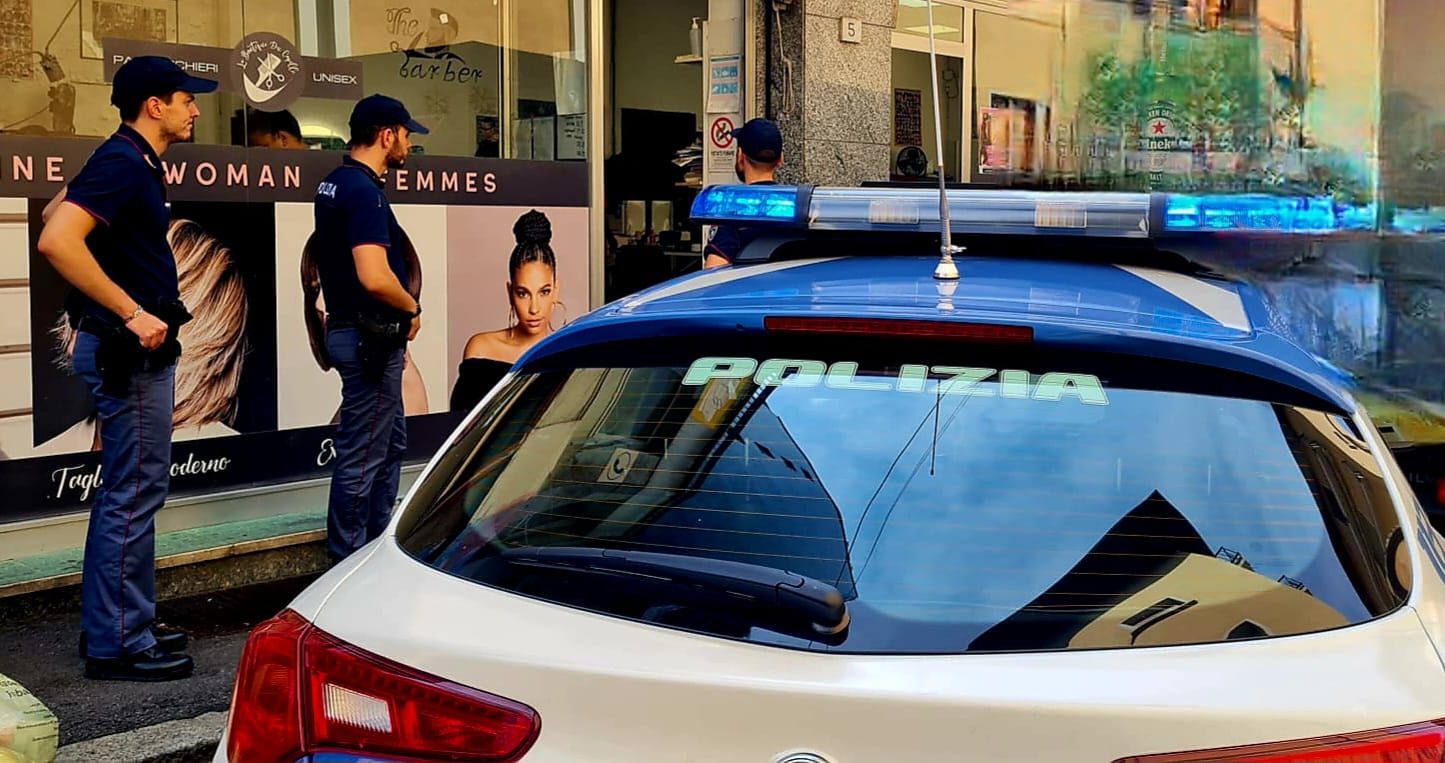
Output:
top-left (103, 35), bottom-right (363, 109)
top-left (0, 46), bottom-right (589, 524)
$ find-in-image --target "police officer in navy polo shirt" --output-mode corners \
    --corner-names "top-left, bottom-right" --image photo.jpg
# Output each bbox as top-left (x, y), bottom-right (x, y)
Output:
top-left (37, 56), bottom-right (218, 682)
top-left (314, 95), bottom-right (427, 563)
top-left (703, 117), bottom-right (785, 269)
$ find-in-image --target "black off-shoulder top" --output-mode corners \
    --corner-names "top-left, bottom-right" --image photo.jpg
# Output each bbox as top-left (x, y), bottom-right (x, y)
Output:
top-left (449, 358), bottom-right (512, 412)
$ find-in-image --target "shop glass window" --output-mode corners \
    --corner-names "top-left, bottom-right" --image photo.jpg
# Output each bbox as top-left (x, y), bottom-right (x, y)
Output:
top-left (229, 0), bottom-right (583, 160)
top-left (502, 0), bottom-right (587, 162)
top-left (0, 0), bottom-right (246, 144)
top-left (893, 1), bottom-right (963, 44)
top-left (235, 0), bottom-right (501, 157)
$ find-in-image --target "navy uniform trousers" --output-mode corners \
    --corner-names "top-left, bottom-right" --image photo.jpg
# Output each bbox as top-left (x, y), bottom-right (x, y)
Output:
top-left (325, 326), bottom-right (407, 562)
top-left (73, 330), bottom-right (174, 659)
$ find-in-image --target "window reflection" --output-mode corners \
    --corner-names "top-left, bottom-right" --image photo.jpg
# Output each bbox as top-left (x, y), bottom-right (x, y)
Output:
top-left (0, 0), bottom-right (246, 142)
top-left (399, 340), bottom-right (1408, 654)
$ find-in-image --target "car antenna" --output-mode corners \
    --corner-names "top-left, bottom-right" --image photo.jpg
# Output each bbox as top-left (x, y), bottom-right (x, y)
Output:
top-left (924, 0), bottom-right (961, 281)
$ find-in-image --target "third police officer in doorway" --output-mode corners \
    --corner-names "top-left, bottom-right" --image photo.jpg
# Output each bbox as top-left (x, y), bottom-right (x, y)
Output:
top-left (703, 118), bottom-right (784, 269)
top-left (313, 95), bottom-right (428, 563)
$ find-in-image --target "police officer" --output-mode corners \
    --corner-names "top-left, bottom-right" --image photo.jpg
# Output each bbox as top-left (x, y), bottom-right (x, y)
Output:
top-left (703, 118), bottom-right (785, 269)
top-left (36, 56), bottom-right (218, 682)
top-left (314, 95), bottom-right (427, 563)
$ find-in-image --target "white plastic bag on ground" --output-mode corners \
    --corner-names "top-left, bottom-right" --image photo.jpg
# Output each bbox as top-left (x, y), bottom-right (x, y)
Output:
top-left (0, 673), bottom-right (57, 763)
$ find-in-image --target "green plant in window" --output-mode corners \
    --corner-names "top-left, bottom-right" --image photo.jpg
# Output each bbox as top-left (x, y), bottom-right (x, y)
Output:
top-left (1082, 50), bottom-right (1157, 188)
top-left (1080, 22), bottom-right (1341, 195)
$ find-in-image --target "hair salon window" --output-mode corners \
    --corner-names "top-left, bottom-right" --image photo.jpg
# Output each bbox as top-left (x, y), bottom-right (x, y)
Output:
top-left (232, 0), bottom-right (500, 157)
top-left (0, 0), bottom-right (246, 142)
top-left (503, 0), bottom-right (587, 161)
top-left (226, 0), bottom-right (584, 161)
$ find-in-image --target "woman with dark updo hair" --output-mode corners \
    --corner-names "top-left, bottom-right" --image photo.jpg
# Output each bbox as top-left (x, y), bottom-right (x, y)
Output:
top-left (449, 209), bottom-right (562, 411)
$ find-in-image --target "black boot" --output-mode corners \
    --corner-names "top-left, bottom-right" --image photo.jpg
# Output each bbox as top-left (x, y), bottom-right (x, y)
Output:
top-left (79, 623), bottom-right (190, 658)
top-left (85, 646), bottom-right (194, 682)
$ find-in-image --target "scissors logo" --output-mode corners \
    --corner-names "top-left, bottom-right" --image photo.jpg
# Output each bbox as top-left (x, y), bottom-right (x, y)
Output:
top-left (232, 32), bottom-right (306, 111)
top-left (255, 53), bottom-right (286, 89)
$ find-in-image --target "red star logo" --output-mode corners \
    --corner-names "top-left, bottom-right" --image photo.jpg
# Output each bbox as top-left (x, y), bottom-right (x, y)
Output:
top-left (1152, 121), bottom-right (1167, 135)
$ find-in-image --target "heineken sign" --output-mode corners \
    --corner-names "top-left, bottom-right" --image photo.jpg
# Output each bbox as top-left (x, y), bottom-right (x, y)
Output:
top-left (1142, 102), bottom-right (1186, 152)
top-left (1143, 101), bottom-right (1191, 184)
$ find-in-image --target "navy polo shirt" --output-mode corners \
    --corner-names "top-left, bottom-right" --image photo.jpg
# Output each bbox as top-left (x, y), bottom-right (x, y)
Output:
top-left (65, 123), bottom-right (178, 321)
top-left (313, 156), bottom-right (408, 318)
top-left (704, 180), bottom-right (778, 264)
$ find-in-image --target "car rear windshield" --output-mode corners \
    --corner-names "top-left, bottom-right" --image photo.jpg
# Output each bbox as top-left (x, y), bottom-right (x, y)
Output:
top-left (398, 335), bottom-right (1410, 654)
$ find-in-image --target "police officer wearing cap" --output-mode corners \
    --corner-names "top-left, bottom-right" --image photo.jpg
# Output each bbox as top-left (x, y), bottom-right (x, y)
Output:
top-left (314, 95), bottom-right (428, 563)
top-left (704, 118), bottom-right (785, 269)
top-left (37, 56), bottom-right (218, 682)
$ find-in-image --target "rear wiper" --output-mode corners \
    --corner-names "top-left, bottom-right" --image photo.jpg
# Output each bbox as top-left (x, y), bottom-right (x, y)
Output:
top-left (500, 546), bottom-right (850, 644)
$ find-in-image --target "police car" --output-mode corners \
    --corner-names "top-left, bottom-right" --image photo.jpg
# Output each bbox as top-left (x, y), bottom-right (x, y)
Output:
top-left (217, 185), bottom-right (1445, 763)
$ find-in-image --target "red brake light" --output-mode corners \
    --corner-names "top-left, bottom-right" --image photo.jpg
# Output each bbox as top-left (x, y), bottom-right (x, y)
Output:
top-left (1116, 721), bottom-right (1445, 763)
top-left (227, 610), bottom-right (540, 763)
top-left (227, 610), bottom-right (307, 763)
top-left (764, 315), bottom-right (1034, 342)
top-left (1435, 477), bottom-right (1445, 507)
top-left (305, 627), bottom-right (540, 762)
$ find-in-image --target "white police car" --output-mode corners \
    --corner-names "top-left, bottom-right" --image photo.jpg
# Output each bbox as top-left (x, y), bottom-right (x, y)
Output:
top-left (217, 185), bottom-right (1445, 763)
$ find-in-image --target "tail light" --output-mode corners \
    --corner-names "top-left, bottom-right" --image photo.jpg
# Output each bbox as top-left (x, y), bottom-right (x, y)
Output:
top-left (1116, 720), bottom-right (1445, 763)
top-left (764, 315), bottom-right (1034, 342)
top-left (227, 610), bottom-right (307, 763)
top-left (226, 609), bottom-right (540, 763)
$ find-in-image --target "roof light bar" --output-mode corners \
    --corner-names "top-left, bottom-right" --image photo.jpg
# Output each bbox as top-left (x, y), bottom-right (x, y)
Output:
top-left (690, 184), bottom-right (1152, 237)
top-left (809, 187), bottom-right (1152, 238)
top-left (688, 184), bottom-right (805, 226)
top-left (1162, 193), bottom-right (1374, 233)
top-left (688, 184), bottom-right (1380, 239)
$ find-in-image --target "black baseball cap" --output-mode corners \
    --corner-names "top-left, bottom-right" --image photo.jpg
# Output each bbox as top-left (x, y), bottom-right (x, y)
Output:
top-left (349, 94), bottom-right (430, 135)
top-left (732, 118), bottom-right (783, 163)
top-left (110, 55), bottom-right (219, 109)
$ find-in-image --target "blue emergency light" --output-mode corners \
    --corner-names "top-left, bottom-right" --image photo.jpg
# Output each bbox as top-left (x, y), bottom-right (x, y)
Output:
top-left (687, 184), bottom-right (806, 225)
top-left (1162, 193), bottom-right (1374, 233)
top-left (689, 184), bottom-right (1377, 238)
top-left (806, 187), bottom-right (1152, 238)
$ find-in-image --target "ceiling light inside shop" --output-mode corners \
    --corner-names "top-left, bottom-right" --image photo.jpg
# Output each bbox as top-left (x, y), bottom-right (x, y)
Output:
top-left (903, 25), bottom-right (961, 34)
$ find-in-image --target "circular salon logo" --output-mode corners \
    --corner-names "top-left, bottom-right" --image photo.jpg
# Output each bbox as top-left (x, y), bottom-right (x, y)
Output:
top-left (775, 753), bottom-right (832, 763)
top-left (232, 31), bottom-right (306, 111)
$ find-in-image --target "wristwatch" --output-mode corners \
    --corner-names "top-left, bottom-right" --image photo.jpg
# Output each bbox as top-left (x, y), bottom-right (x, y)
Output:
top-left (411, 303), bottom-right (422, 318)
top-left (123, 305), bottom-right (145, 324)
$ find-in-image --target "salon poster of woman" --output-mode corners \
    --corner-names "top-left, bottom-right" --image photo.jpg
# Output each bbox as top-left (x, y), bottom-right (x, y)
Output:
top-left (0, 138), bottom-right (586, 522)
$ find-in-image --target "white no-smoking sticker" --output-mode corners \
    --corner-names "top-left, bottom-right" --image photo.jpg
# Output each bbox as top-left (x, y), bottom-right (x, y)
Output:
top-left (711, 117), bottom-right (735, 149)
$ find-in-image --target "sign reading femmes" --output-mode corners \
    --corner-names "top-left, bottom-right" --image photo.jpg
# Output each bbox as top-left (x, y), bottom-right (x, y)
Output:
top-left (232, 32), bottom-right (306, 112)
top-left (0, 135), bottom-right (585, 206)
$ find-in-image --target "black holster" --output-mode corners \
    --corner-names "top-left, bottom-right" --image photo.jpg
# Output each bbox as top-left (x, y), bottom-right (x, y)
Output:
top-left (355, 310), bottom-right (408, 382)
top-left (75, 298), bottom-right (194, 395)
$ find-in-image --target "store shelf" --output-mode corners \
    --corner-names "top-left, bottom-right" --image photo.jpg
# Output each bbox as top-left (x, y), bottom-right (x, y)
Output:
top-left (674, 54), bottom-right (703, 64)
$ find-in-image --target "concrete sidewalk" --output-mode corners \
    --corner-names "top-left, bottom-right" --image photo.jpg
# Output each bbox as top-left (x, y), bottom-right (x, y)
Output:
top-left (0, 574), bottom-right (318, 761)
top-left (55, 712), bottom-right (228, 763)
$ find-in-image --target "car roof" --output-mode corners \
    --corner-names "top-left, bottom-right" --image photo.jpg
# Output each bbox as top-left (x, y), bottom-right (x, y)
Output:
top-left (523, 254), bottom-right (1355, 413)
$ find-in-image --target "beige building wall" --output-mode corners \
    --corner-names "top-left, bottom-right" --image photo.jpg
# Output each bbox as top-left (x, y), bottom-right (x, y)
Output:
top-left (1069, 554), bottom-right (1349, 649)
